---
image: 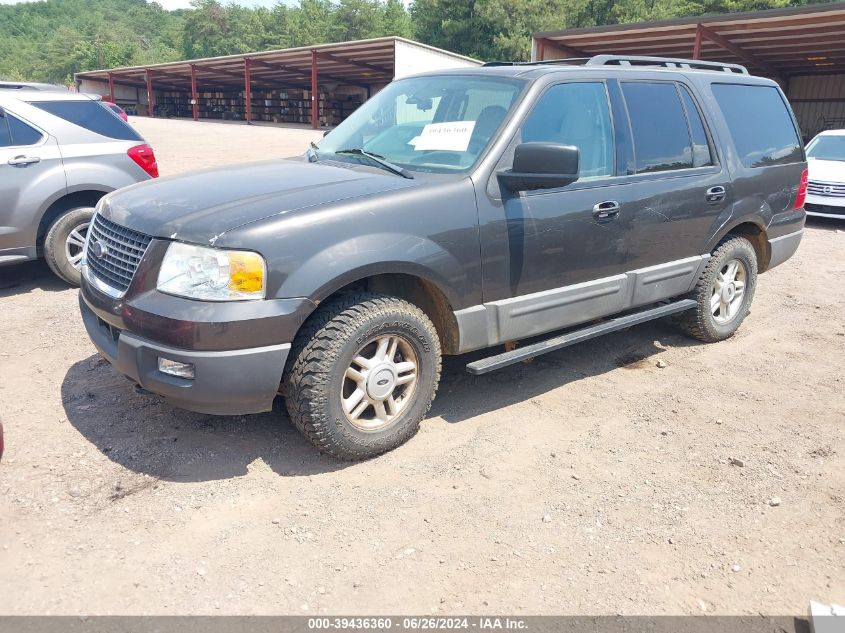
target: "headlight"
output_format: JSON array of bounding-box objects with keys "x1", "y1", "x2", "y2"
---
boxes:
[{"x1": 157, "y1": 242, "x2": 266, "y2": 301}]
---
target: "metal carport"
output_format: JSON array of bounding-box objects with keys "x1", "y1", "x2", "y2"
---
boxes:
[
  {"x1": 532, "y1": 2, "x2": 845, "y2": 140},
  {"x1": 76, "y1": 37, "x2": 478, "y2": 129}
]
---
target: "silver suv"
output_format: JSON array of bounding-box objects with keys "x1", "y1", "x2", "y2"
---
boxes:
[{"x1": 0, "y1": 90, "x2": 158, "y2": 284}]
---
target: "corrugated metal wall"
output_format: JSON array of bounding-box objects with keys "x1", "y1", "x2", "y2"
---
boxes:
[{"x1": 787, "y1": 74, "x2": 845, "y2": 142}]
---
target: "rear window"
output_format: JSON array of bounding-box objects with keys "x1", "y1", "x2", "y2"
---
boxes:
[
  {"x1": 712, "y1": 84, "x2": 802, "y2": 168},
  {"x1": 29, "y1": 100, "x2": 141, "y2": 141}
]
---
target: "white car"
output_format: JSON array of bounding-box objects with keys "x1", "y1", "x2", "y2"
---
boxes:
[{"x1": 805, "y1": 129, "x2": 845, "y2": 220}]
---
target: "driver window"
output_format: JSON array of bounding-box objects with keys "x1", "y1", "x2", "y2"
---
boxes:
[{"x1": 518, "y1": 82, "x2": 613, "y2": 179}]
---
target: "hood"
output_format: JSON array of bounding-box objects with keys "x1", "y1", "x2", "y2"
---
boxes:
[
  {"x1": 99, "y1": 158, "x2": 419, "y2": 244},
  {"x1": 807, "y1": 158, "x2": 845, "y2": 183}
]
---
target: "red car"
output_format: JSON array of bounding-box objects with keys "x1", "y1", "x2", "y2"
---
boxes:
[{"x1": 103, "y1": 101, "x2": 128, "y2": 122}]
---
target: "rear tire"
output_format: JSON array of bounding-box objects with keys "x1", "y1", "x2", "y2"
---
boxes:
[
  {"x1": 676, "y1": 235, "x2": 758, "y2": 343},
  {"x1": 283, "y1": 292, "x2": 442, "y2": 461},
  {"x1": 44, "y1": 207, "x2": 95, "y2": 286}
]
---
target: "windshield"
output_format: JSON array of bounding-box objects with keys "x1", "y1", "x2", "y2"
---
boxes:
[
  {"x1": 807, "y1": 135, "x2": 845, "y2": 162},
  {"x1": 316, "y1": 75, "x2": 525, "y2": 173}
]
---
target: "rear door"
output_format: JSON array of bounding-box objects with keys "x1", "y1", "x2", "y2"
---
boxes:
[
  {"x1": 0, "y1": 108, "x2": 66, "y2": 259},
  {"x1": 614, "y1": 79, "x2": 731, "y2": 301}
]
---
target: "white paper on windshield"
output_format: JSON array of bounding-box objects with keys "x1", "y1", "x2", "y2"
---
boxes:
[{"x1": 412, "y1": 121, "x2": 476, "y2": 152}]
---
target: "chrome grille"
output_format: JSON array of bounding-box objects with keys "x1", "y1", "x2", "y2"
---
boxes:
[
  {"x1": 85, "y1": 213, "x2": 152, "y2": 293},
  {"x1": 807, "y1": 180, "x2": 845, "y2": 198}
]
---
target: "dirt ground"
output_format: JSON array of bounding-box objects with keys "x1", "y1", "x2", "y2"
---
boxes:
[{"x1": 0, "y1": 117, "x2": 843, "y2": 616}]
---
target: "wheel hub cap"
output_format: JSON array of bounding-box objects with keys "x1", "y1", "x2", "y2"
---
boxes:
[
  {"x1": 366, "y1": 364, "x2": 398, "y2": 400},
  {"x1": 711, "y1": 258, "x2": 747, "y2": 325},
  {"x1": 340, "y1": 334, "x2": 419, "y2": 432}
]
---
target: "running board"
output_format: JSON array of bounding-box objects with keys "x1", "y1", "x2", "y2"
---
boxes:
[{"x1": 465, "y1": 299, "x2": 697, "y2": 375}]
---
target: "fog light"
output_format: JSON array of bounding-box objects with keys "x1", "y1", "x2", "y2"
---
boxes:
[{"x1": 157, "y1": 357, "x2": 195, "y2": 379}]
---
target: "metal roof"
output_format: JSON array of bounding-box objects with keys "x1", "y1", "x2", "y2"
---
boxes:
[
  {"x1": 533, "y1": 2, "x2": 845, "y2": 78},
  {"x1": 75, "y1": 37, "x2": 479, "y2": 91}
]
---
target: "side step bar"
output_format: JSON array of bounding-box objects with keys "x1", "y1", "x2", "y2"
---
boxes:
[{"x1": 465, "y1": 299, "x2": 697, "y2": 375}]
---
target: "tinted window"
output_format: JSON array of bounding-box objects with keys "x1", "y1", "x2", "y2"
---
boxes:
[
  {"x1": 712, "y1": 84, "x2": 802, "y2": 168},
  {"x1": 622, "y1": 82, "x2": 692, "y2": 173},
  {"x1": 8, "y1": 115, "x2": 43, "y2": 145},
  {"x1": 0, "y1": 116, "x2": 11, "y2": 147},
  {"x1": 520, "y1": 82, "x2": 613, "y2": 179},
  {"x1": 679, "y1": 85, "x2": 713, "y2": 168},
  {"x1": 29, "y1": 100, "x2": 142, "y2": 141}
]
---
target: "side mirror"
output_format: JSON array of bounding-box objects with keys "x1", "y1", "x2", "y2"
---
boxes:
[{"x1": 498, "y1": 142, "x2": 579, "y2": 192}]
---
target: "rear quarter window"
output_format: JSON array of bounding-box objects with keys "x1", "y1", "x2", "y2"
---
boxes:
[
  {"x1": 29, "y1": 100, "x2": 142, "y2": 141},
  {"x1": 712, "y1": 84, "x2": 802, "y2": 168}
]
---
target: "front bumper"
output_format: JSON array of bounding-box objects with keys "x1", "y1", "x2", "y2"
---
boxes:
[{"x1": 80, "y1": 294, "x2": 290, "y2": 415}]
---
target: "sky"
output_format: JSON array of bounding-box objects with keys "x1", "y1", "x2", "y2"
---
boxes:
[{"x1": 0, "y1": 0, "x2": 284, "y2": 7}]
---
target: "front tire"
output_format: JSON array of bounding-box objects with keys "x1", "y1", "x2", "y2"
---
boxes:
[
  {"x1": 44, "y1": 207, "x2": 95, "y2": 286},
  {"x1": 677, "y1": 235, "x2": 758, "y2": 343},
  {"x1": 283, "y1": 293, "x2": 442, "y2": 461}
]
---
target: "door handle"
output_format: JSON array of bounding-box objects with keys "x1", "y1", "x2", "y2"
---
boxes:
[
  {"x1": 592, "y1": 200, "x2": 620, "y2": 222},
  {"x1": 8, "y1": 155, "x2": 41, "y2": 167},
  {"x1": 706, "y1": 185, "x2": 726, "y2": 203}
]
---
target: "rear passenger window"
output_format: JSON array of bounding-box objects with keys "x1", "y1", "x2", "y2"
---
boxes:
[
  {"x1": 712, "y1": 84, "x2": 802, "y2": 168},
  {"x1": 8, "y1": 115, "x2": 43, "y2": 146},
  {"x1": 621, "y1": 82, "x2": 693, "y2": 173},
  {"x1": 520, "y1": 82, "x2": 614, "y2": 179},
  {"x1": 679, "y1": 85, "x2": 713, "y2": 168},
  {"x1": 29, "y1": 100, "x2": 142, "y2": 141}
]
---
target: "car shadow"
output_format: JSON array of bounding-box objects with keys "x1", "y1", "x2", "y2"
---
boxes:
[
  {"x1": 61, "y1": 316, "x2": 695, "y2": 482},
  {"x1": 61, "y1": 355, "x2": 351, "y2": 481},
  {"x1": 430, "y1": 317, "x2": 697, "y2": 424},
  {"x1": 805, "y1": 215, "x2": 844, "y2": 231},
  {"x1": 0, "y1": 260, "x2": 70, "y2": 297}
]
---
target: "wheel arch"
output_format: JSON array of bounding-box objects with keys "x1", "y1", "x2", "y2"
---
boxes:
[
  {"x1": 308, "y1": 269, "x2": 462, "y2": 356},
  {"x1": 709, "y1": 218, "x2": 770, "y2": 272},
  {"x1": 36, "y1": 188, "x2": 110, "y2": 254}
]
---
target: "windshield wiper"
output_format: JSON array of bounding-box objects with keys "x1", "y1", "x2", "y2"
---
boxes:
[{"x1": 333, "y1": 148, "x2": 413, "y2": 179}]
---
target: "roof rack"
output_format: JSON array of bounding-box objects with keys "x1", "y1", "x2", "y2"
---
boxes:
[
  {"x1": 482, "y1": 55, "x2": 748, "y2": 75},
  {"x1": 586, "y1": 55, "x2": 748, "y2": 74}
]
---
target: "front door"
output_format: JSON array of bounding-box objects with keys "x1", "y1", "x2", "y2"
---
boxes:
[{"x1": 476, "y1": 81, "x2": 634, "y2": 343}]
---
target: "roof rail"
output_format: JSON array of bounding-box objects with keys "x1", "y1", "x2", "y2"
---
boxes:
[
  {"x1": 482, "y1": 59, "x2": 590, "y2": 67},
  {"x1": 585, "y1": 55, "x2": 748, "y2": 74}
]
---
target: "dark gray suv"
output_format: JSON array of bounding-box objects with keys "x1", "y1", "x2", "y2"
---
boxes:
[{"x1": 79, "y1": 56, "x2": 807, "y2": 460}]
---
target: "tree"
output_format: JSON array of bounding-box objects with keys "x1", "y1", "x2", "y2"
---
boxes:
[{"x1": 383, "y1": 0, "x2": 412, "y2": 38}]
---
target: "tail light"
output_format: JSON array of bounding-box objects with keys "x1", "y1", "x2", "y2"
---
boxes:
[
  {"x1": 128, "y1": 144, "x2": 159, "y2": 178},
  {"x1": 794, "y1": 168, "x2": 808, "y2": 209}
]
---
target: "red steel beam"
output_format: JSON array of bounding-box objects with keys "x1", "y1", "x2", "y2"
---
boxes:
[
  {"x1": 693, "y1": 24, "x2": 702, "y2": 59},
  {"x1": 244, "y1": 58, "x2": 252, "y2": 124},
  {"x1": 311, "y1": 49, "x2": 318, "y2": 130},
  {"x1": 145, "y1": 69, "x2": 154, "y2": 118},
  {"x1": 190, "y1": 64, "x2": 199, "y2": 122},
  {"x1": 697, "y1": 24, "x2": 783, "y2": 79}
]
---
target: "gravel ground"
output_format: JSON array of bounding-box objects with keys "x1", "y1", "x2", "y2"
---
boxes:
[{"x1": 0, "y1": 117, "x2": 843, "y2": 616}]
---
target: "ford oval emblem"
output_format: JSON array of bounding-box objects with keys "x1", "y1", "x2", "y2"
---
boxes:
[
  {"x1": 377, "y1": 378, "x2": 390, "y2": 386},
  {"x1": 90, "y1": 240, "x2": 108, "y2": 259}
]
